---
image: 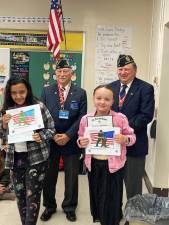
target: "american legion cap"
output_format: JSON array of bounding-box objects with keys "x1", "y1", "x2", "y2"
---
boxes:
[
  {"x1": 56, "y1": 59, "x2": 71, "y2": 69},
  {"x1": 117, "y1": 54, "x2": 135, "y2": 67}
]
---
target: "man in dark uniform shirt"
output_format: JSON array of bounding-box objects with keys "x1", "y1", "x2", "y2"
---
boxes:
[
  {"x1": 40, "y1": 59, "x2": 87, "y2": 222},
  {"x1": 109, "y1": 55, "x2": 155, "y2": 225}
]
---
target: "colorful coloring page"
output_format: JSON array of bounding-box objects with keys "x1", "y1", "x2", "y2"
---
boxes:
[
  {"x1": 85, "y1": 126, "x2": 121, "y2": 156},
  {"x1": 6, "y1": 104, "x2": 44, "y2": 135}
]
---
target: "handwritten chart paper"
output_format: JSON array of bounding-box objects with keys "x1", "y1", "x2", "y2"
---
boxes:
[{"x1": 95, "y1": 26, "x2": 132, "y2": 86}]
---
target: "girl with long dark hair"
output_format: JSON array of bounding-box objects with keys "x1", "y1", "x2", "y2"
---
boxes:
[{"x1": 1, "y1": 76, "x2": 55, "y2": 225}]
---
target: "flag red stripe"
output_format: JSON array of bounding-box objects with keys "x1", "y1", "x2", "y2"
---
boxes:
[
  {"x1": 53, "y1": 10, "x2": 63, "y2": 41},
  {"x1": 47, "y1": 0, "x2": 63, "y2": 58},
  {"x1": 50, "y1": 10, "x2": 61, "y2": 43}
]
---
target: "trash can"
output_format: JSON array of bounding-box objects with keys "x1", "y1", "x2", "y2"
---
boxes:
[{"x1": 124, "y1": 193, "x2": 169, "y2": 225}]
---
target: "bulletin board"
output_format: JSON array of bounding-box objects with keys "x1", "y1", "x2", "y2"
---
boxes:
[
  {"x1": 0, "y1": 30, "x2": 84, "y2": 51},
  {"x1": 0, "y1": 30, "x2": 84, "y2": 99},
  {"x1": 10, "y1": 50, "x2": 82, "y2": 98},
  {"x1": 29, "y1": 51, "x2": 82, "y2": 98}
]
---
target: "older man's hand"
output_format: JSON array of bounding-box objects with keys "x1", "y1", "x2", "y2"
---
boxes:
[{"x1": 53, "y1": 133, "x2": 70, "y2": 146}]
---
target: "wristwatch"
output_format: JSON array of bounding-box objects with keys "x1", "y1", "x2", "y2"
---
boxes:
[{"x1": 125, "y1": 136, "x2": 130, "y2": 145}]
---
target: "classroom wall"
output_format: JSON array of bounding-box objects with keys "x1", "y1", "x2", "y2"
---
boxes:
[
  {"x1": 146, "y1": 0, "x2": 169, "y2": 189},
  {"x1": 164, "y1": 0, "x2": 169, "y2": 24},
  {"x1": 0, "y1": 0, "x2": 153, "y2": 111},
  {"x1": 62, "y1": 0, "x2": 154, "y2": 111},
  {"x1": 5, "y1": 0, "x2": 169, "y2": 189}
]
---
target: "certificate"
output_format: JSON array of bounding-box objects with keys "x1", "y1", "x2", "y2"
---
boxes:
[
  {"x1": 7, "y1": 104, "x2": 44, "y2": 135},
  {"x1": 8, "y1": 131, "x2": 34, "y2": 144},
  {"x1": 85, "y1": 126, "x2": 121, "y2": 156},
  {"x1": 87, "y1": 116, "x2": 112, "y2": 127}
]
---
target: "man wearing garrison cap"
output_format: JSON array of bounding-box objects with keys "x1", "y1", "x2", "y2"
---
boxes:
[
  {"x1": 40, "y1": 59, "x2": 87, "y2": 222},
  {"x1": 55, "y1": 59, "x2": 71, "y2": 69},
  {"x1": 109, "y1": 54, "x2": 155, "y2": 225}
]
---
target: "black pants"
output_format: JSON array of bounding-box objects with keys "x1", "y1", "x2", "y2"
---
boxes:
[
  {"x1": 124, "y1": 156, "x2": 145, "y2": 199},
  {"x1": 12, "y1": 154, "x2": 47, "y2": 225},
  {"x1": 88, "y1": 158, "x2": 124, "y2": 225},
  {"x1": 43, "y1": 153, "x2": 80, "y2": 212}
]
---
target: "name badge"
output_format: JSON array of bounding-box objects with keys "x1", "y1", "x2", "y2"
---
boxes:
[{"x1": 59, "y1": 110, "x2": 69, "y2": 119}]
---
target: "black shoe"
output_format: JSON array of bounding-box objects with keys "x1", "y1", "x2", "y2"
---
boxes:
[
  {"x1": 65, "y1": 211, "x2": 77, "y2": 222},
  {"x1": 40, "y1": 208, "x2": 56, "y2": 221},
  {"x1": 93, "y1": 218, "x2": 100, "y2": 223},
  {"x1": 124, "y1": 221, "x2": 129, "y2": 225}
]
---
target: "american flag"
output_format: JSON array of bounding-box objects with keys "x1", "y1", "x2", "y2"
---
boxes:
[
  {"x1": 90, "y1": 131, "x2": 115, "y2": 146},
  {"x1": 12, "y1": 109, "x2": 35, "y2": 125},
  {"x1": 47, "y1": 0, "x2": 63, "y2": 58}
]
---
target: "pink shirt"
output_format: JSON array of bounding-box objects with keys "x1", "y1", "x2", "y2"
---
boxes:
[{"x1": 78, "y1": 110, "x2": 136, "y2": 173}]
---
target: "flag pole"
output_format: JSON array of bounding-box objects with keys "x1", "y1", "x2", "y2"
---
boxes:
[{"x1": 60, "y1": 0, "x2": 67, "y2": 51}]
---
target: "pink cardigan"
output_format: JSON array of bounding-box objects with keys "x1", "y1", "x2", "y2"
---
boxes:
[{"x1": 78, "y1": 110, "x2": 136, "y2": 173}]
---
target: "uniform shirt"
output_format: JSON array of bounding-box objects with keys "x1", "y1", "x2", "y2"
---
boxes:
[
  {"x1": 62, "y1": 83, "x2": 71, "y2": 101},
  {"x1": 120, "y1": 80, "x2": 133, "y2": 95}
]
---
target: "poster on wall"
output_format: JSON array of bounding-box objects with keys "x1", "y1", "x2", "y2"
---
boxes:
[
  {"x1": 95, "y1": 26, "x2": 132, "y2": 86},
  {"x1": 0, "y1": 48, "x2": 10, "y2": 108},
  {"x1": 11, "y1": 52, "x2": 30, "y2": 80}
]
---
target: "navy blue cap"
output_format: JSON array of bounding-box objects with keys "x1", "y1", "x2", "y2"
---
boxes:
[
  {"x1": 117, "y1": 54, "x2": 135, "y2": 67},
  {"x1": 56, "y1": 59, "x2": 71, "y2": 69}
]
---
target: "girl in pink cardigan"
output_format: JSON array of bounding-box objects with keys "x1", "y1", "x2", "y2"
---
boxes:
[{"x1": 77, "y1": 85, "x2": 136, "y2": 225}]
